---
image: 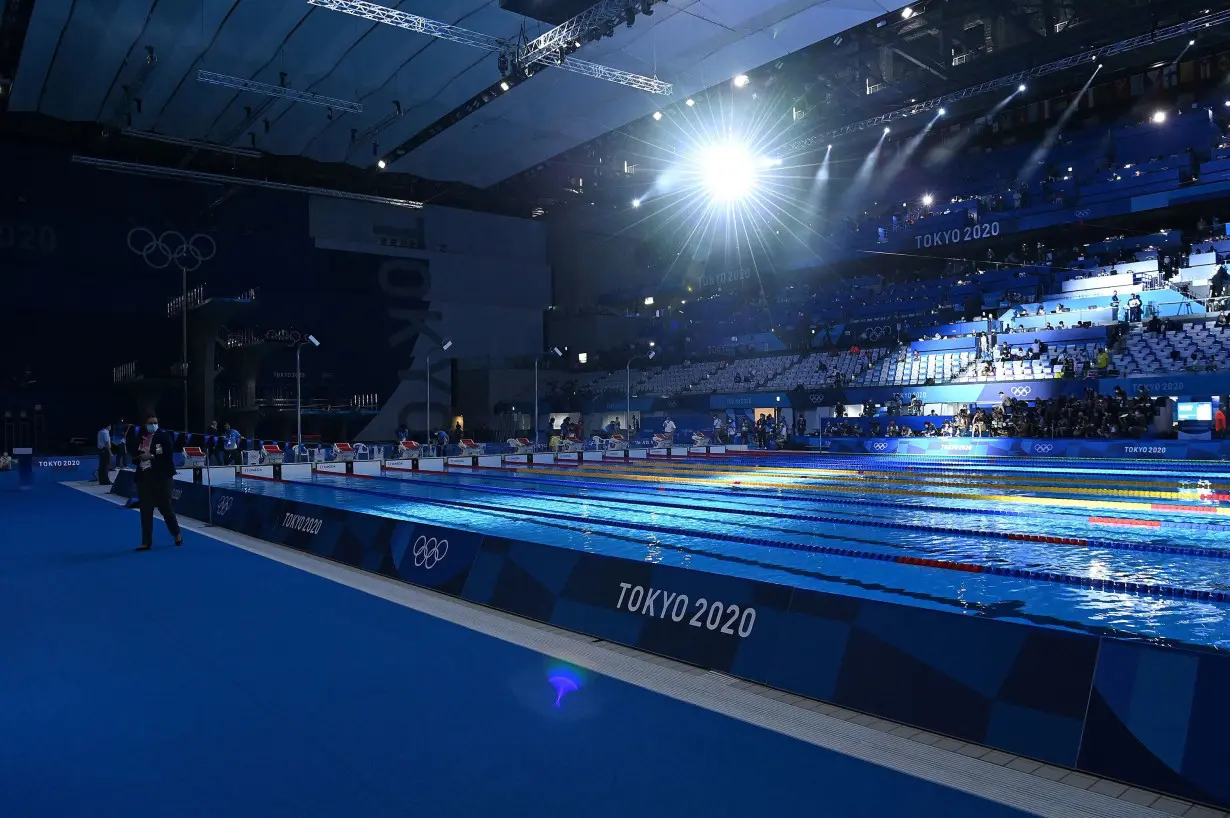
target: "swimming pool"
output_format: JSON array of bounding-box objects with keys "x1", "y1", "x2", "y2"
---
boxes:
[{"x1": 222, "y1": 452, "x2": 1230, "y2": 651}]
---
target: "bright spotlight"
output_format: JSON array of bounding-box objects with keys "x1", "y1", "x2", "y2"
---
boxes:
[
  {"x1": 632, "y1": 198, "x2": 641, "y2": 208},
  {"x1": 938, "y1": 107, "x2": 946, "y2": 116},
  {"x1": 922, "y1": 194, "x2": 934, "y2": 206},
  {"x1": 1190, "y1": 39, "x2": 1196, "y2": 46},
  {"x1": 883, "y1": 126, "x2": 891, "y2": 134},
  {"x1": 499, "y1": 81, "x2": 510, "y2": 91},
  {"x1": 698, "y1": 143, "x2": 760, "y2": 203},
  {"x1": 652, "y1": 111, "x2": 662, "y2": 120},
  {"x1": 376, "y1": 159, "x2": 386, "y2": 169},
  {"x1": 685, "y1": 98, "x2": 695, "y2": 106},
  {"x1": 902, "y1": 7, "x2": 914, "y2": 18},
  {"x1": 1018, "y1": 84, "x2": 1026, "y2": 92},
  {"x1": 733, "y1": 74, "x2": 750, "y2": 88},
  {"x1": 1152, "y1": 110, "x2": 1167, "y2": 123}
]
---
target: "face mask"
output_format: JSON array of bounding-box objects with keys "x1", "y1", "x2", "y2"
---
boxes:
[{"x1": 146, "y1": 424, "x2": 159, "y2": 433}]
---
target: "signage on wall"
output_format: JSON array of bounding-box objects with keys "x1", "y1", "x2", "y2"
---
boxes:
[
  {"x1": 372, "y1": 219, "x2": 425, "y2": 250},
  {"x1": 0, "y1": 222, "x2": 57, "y2": 253},
  {"x1": 126, "y1": 227, "x2": 217, "y2": 272},
  {"x1": 698, "y1": 267, "x2": 753, "y2": 289},
  {"x1": 914, "y1": 221, "x2": 1002, "y2": 249}
]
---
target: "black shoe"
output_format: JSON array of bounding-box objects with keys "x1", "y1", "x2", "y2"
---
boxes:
[
  {"x1": 135, "y1": 544, "x2": 152, "y2": 552},
  {"x1": 174, "y1": 536, "x2": 184, "y2": 547}
]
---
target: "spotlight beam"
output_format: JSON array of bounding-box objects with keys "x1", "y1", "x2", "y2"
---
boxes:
[{"x1": 784, "y1": 7, "x2": 1230, "y2": 154}]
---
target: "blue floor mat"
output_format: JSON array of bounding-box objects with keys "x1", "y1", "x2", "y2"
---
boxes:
[{"x1": 0, "y1": 484, "x2": 1035, "y2": 818}]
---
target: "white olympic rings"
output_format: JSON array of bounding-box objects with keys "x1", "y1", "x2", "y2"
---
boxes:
[
  {"x1": 1009, "y1": 386, "x2": 1032, "y2": 398},
  {"x1": 127, "y1": 227, "x2": 217, "y2": 272},
  {"x1": 413, "y1": 535, "x2": 449, "y2": 570},
  {"x1": 1033, "y1": 443, "x2": 1054, "y2": 453},
  {"x1": 216, "y1": 496, "x2": 234, "y2": 516}
]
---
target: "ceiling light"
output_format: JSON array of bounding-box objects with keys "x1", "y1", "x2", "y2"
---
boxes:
[
  {"x1": 1018, "y1": 84, "x2": 1026, "y2": 92},
  {"x1": 1152, "y1": 110, "x2": 1167, "y2": 123},
  {"x1": 685, "y1": 98, "x2": 695, "y2": 106},
  {"x1": 883, "y1": 126, "x2": 890, "y2": 134},
  {"x1": 652, "y1": 111, "x2": 662, "y2": 120},
  {"x1": 632, "y1": 198, "x2": 641, "y2": 207},
  {"x1": 499, "y1": 81, "x2": 509, "y2": 91},
  {"x1": 377, "y1": 159, "x2": 387, "y2": 169},
  {"x1": 698, "y1": 143, "x2": 760, "y2": 203},
  {"x1": 733, "y1": 74, "x2": 750, "y2": 88},
  {"x1": 938, "y1": 107, "x2": 946, "y2": 115},
  {"x1": 902, "y1": 7, "x2": 914, "y2": 19}
]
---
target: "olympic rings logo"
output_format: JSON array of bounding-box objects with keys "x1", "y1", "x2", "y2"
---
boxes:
[
  {"x1": 1009, "y1": 386, "x2": 1032, "y2": 397},
  {"x1": 1033, "y1": 443, "x2": 1054, "y2": 453},
  {"x1": 216, "y1": 496, "x2": 234, "y2": 516},
  {"x1": 871, "y1": 442, "x2": 890, "y2": 451},
  {"x1": 1074, "y1": 209, "x2": 1092, "y2": 219},
  {"x1": 412, "y1": 535, "x2": 449, "y2": 570},
  {"x1": 126, "y1": 227, "x2": 217, "y2": 272}
]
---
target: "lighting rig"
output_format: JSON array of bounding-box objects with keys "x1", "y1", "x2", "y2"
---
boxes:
[{"x1": 306, "y1": 0, "x2": 672, "y2": 95}]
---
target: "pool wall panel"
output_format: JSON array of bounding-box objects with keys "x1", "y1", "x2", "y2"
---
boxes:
[{"x1": 106, "y1": 471, "x2": 1230, "y2": 810}]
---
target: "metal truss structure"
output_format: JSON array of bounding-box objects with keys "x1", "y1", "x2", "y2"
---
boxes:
[
  {"x1": 306, "y1": 0, "x2": 671, "y2": 95},
  {"x1": 70, "y1": 156, "x2": 424, "y2": 208},
  {"x1": 518, "y1": 0, "x2": 651, "y2": 66},
  {"x1": 785, "y1": 7, "x2": 1230, "y2": 154},
  {"x1": 121, "y1": 128, "x2": 262, "y2": 158},
  {"x1": 196, "y1": 70, "x2": 364, "y2": 113}
]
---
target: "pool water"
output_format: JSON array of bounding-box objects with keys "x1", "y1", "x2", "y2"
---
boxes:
[{"x1": 223, "y1": 453, "x2": 1230, "y2": 651}]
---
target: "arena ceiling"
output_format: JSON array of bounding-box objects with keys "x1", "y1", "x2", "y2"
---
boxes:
[{"x1": 2, "y1": 0, "x2": 897, "y2": 189}]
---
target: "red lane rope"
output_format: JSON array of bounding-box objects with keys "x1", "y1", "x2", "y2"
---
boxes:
[{"x1": 1090, "y1": 516, "x2": 1161, "y2": 528}]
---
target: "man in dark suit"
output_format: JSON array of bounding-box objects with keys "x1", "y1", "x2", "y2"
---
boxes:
[{"x1": 129, "y1": 414, "x2": 183, "y2": 551}]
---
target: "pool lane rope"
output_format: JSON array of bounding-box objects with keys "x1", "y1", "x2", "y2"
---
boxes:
[
  {"x1": 407, "y1": 463, "x2": 1230, "y2": 535},
  {"x1": 371, "y1": 469, "x2": 1230, "y2": 562},
  {"x1": 284, "y1": 471, "x2": 1230, "y2": 604},
  {"x1": 523, "y1": 464, "x2": 1230, "y2": 517},
  {"x1": 582, "y1": 460, "x2": 1230, "y2": 501}
]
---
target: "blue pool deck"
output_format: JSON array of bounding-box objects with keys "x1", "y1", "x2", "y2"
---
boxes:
[{"x1": 2, "y1": 479, "x2": 1187, "y2": 818}]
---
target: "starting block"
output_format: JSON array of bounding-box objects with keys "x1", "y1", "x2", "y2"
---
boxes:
[
  {"x1": 604, "y1": 434, "x2": 628, "y2": 451},
  {"x1": 458, "y1": 438, "x2": 483, "y2": 455},
  {"x1": 507, "y1": 437, "x2": 535, "y2": 454},
  {"x1": 181, "y1": 446, "x2": 210, "y2": 484},
  {"x1": 333, "y1": 442, "x2": 357, "y2": 462},
  {"x1": 398, "y1": 440, "x2": 423, "y2": 460},
  {"x1": 652, "y1": 433, "x2": 673, "y2": 447},
  {"x1": 261, "y1": 444, "x2": 285, "y2": 465},
  {"x1": 692, "y1": 432, "x2": 709, "y2": 446},
  {"x1": 559, "y1": 436, "x2": 584, "y2": 453}
]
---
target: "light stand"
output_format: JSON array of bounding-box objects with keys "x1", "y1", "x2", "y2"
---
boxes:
[
  {"x1": 534, "y1": 347, "x2": 563, "y2": 444},
  {"x1": 296, "y1": 334, "x2": 321, "y2": 460},
  {"x1": 625, "y1": 349, "x2": 656, "y2": 431},
  {"x1": 425, "y1": 339, "x2": 454, "y2": 446}
]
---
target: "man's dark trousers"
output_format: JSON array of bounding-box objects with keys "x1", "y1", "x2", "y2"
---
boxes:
[
  {"x1": 138, "y1": 477, "x2": 181, "y2": 546},
  {"x1": 98, "y1": 448, "x2": 111, "y2": 485}
]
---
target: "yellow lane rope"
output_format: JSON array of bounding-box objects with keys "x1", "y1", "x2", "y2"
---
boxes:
[
  {"x1": 591, "y1": 459, "x2": 1229, "y2": 492},
  {"x1": 518, "y1": 466, "x2": 1230, "y2": 515}
]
